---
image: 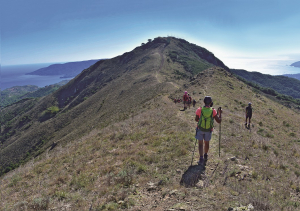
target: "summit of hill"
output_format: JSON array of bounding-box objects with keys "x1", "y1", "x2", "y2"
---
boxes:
[{"x1": 1, "y1": 37, "x2": 300, "y2": 210}]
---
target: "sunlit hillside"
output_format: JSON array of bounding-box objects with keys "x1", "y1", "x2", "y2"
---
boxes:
[{"x1": 1, "y1": 37, "x2": 300, "y2": 210}]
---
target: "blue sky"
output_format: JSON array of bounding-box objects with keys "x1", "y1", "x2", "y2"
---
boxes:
[{"x1": 2, "y1": 0, "x2": 300, "y2": 74}]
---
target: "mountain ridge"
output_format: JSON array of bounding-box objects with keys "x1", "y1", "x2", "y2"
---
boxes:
[
  {"x1": 26, "y1": 59, "x2": 101, "y2": 78},
  {"x1": 284, "y1": 73, "x2": 300, "y2": 81},
  {"x1": 231, "y1": 68, "x2": 300, "y2": 99},
  {"x1": 1, "y1": 37, "x2": 228, "y2": 174},
  {"x1": 1, "y1": 37, "x2": 300, "y2": 210}
]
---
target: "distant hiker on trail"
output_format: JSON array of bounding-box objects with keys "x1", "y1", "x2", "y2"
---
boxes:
[
  {"x1": 195, "y1": 96, "x2": 222, "y2": 165},
  {"x1": 193, "y1": 99, "x2": 196, "y2": 107},
  {"x1": 188, "y1": 94, "x2": 192, "y2": 109},
  {"x1": 183, "y1": 91, "x2": 189, "y2": 110},
  {"x1": 174, "y1": 98, "x2": 177, "y2": 104},
  {"x1": 245, "y1": 102, "x2": 252, "y2": 127}
]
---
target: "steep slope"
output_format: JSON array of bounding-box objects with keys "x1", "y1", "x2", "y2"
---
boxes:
[
  {"x1": 0, "y1": 37, "x2": 227, "y2": 176},
  {"x1": 1, "y1": 67, "x2": 300, "y2": 210}
]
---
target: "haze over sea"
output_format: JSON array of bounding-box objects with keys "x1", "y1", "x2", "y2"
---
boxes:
[
  {"x1": 1, "y1": 59, "x2": 300, "y2": 91},
  {"x1": 1, "y1": 63, "x2": 73, "y2": 90}
]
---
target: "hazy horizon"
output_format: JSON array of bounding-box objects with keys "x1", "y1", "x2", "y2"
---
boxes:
[{"x1": 2, "y1": 0, "x2": 300, "y2": 74}]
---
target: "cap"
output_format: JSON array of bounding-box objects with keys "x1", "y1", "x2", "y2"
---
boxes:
[{"x1": 204, "y1": 96, "x2": 212, "y2": 105}]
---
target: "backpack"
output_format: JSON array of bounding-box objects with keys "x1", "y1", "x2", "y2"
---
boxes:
[
  {"x1": 183, "y1": 94, "x2": 188, "y2": 101},
  {"x1": 197, "y1": 107, "x2": 214, "y2": 132},
  {"x1": 246, "y1": 106, "x2": 252, "y2": 115}
]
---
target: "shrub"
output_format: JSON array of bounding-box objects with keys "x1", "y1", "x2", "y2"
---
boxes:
[
  {"x1": 29, "y1": 197, "x2": 49, "y2": 210},
  {"x1": 54, "y1": 191, "x2": 68, "y2": 201},
  {"x1": 46, "y1": 106, "x2": 59, "y2": 114},
  {"x1": 283, "y1": 121, "x2": 290, "y2": 127},
  {"x1": 252, "y1": 171, "x2": 258, "y2": 179}
]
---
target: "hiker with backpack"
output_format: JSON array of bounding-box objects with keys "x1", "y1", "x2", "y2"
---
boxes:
[
  {"x1": 188, "y1": 94, "x2": 192, "y2": 109},
  {"x1": 245, "y1": 102, "x2": 252, "y2": 127},
  {"x1": 195, "y1": 96, "x2": 222, "y2": 165},
  {"x1": 183, "y1": 91, "x2": 189, "y2": 110}
]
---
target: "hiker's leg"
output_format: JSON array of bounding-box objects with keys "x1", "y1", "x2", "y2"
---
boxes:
[
  {"x1": 204, "y1": 140, "x2": 209, "y2": 154},
  {"x1": 198, "y1": 140, "x2": 204, "y2": 157}
]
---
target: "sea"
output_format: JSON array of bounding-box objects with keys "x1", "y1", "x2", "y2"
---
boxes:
[
  {"x1": 227, "y1": 58, "x2": 300, "y2": 76},
  {"x1": 1, "y1": 63, "x2": 73, "y2": 91}
]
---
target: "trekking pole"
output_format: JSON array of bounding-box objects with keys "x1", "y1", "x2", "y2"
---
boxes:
[
  {"x1": 190, "y1": 130, "x2": 198, "y2": 166},
  {"x1": 218, "y1": 107, "x2": 222, "y2": 157}
]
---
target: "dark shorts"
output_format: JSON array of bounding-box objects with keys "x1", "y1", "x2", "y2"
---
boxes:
[
  {"x1": 246, "y1": 114, "x2": 252, "y2": 119},
  {"x1": 195, "y1": 128, "x2": 212, "y2": 141}
]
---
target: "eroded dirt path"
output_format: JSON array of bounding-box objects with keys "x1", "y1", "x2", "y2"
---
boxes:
[{"x1": 155, "y1": 43, "x2": 166, "y2": 83}]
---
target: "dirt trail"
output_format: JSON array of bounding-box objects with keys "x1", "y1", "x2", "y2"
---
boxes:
[{"x1": 155, "y1": 44, "x2": 166, "y2": 82}]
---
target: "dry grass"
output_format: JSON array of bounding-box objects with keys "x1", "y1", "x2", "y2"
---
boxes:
[{"x1": 1, "y1": 46, "x2": 300, "y2": 210}]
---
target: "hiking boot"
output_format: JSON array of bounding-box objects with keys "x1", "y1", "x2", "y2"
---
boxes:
[
  {"x1": 245, "y1": 122, "x2": 247, "y2": 126},
  {"x1": 198, "y1": 157, "x2": 204, "y2": 165},
  {"x1": 204, "y1": 154, "x2": 208, "y2": 161}
]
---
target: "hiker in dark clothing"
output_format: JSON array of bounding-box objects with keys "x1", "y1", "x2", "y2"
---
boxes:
[
  {"x1": 188, "y1": 94, "x2": 192, "y2": 109},
  {"x1": 193, "y1": 99, "x2": 196, "y2": 107},
  {"x1": 245, "y1": 102, "x2": 252, "y2": 127},
  {"x1": 195, "y1": 96, "x2": 222, "y2": 165}
]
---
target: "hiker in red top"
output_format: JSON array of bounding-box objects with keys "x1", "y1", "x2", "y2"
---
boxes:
[
  {"x1": 195, "y1": 96, "x2": 222, "y2": 165},
  {"x1": 183, "y1": 91, "x2": 189, "y2": 110}
]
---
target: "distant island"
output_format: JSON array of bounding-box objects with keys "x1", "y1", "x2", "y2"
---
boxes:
[
  {"x1": 26, "y1": 59, "x2": 102, "y2": 78},
  {"x1": 291, "y1": 61, "x2": 300, "y2": 68},
  {"x1": 284, "y1": 61, "x2": 300, "y2": 81}
]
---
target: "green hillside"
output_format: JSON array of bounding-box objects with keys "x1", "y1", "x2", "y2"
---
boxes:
[
  {"x1": 0, "y1": 85, "x2": 39, "y2": 107},
  {"x1": 1, "y1": 37, "x2": 300, "y2": 210},
  {"x1": 231, "y1": 69, "x2": 300, "y2": 99},
  {"x1": 0, "y1": 81, "x2": 69, "y2": 107}
]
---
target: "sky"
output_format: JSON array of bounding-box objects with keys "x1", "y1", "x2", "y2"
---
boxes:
[{"x1": 1, "y1": 0, "x2": 300, "y2": 74}]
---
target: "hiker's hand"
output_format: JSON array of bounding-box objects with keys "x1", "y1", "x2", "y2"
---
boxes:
[{"x1": 218, "y1": 107, "x2": 222, "y2": 114}]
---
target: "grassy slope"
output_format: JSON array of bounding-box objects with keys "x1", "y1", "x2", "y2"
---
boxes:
[
  {"x1": 0, "y1": 37, "x2": 224, "y2": 175},
  {"x1": 1, "y1": 67, "x2": 300, "y2": 210}
]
